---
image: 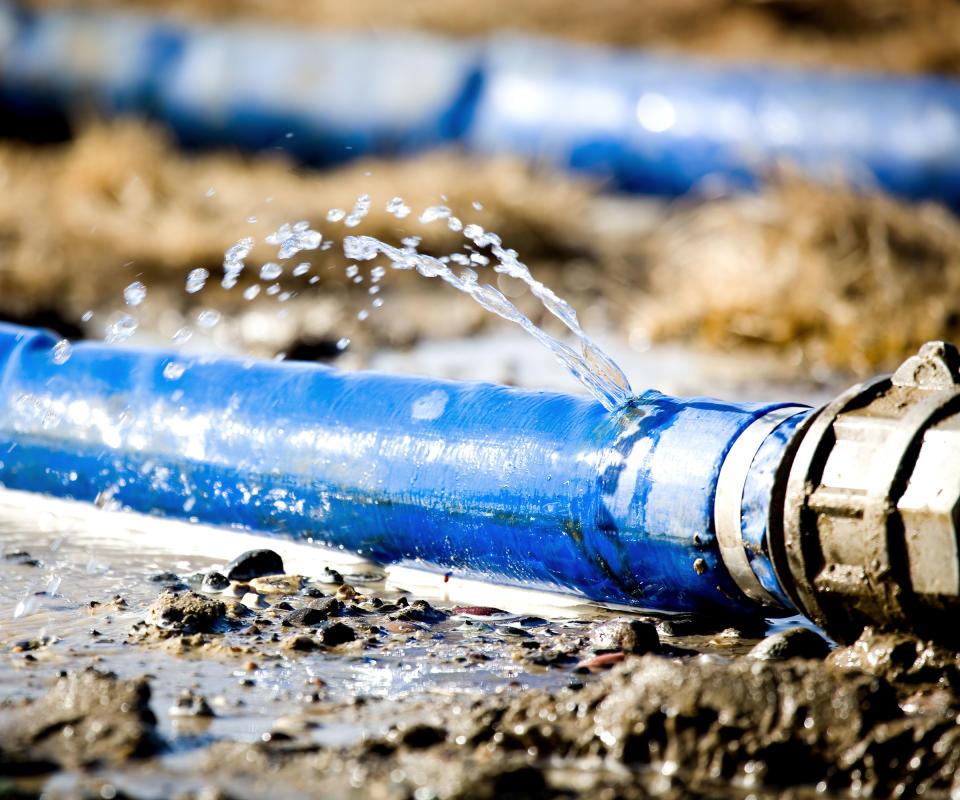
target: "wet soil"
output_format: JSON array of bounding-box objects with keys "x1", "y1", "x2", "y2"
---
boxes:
[{"x1": 2, "y1": 514, "x2": 960, "y2": 799}]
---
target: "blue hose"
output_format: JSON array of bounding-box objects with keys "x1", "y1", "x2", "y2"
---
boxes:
[
  {"x1": 0, "y1": 322, "x2": 810, "y2": 616},
  {"x1": 1, "y1": 4, "x2": 959, "y2": 206}
]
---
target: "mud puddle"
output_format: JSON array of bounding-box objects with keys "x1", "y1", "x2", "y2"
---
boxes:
[{"x1": 3, "y1": 491, "x2": 959, "y2": 799}]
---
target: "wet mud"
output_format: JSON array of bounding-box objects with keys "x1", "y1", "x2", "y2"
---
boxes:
[{"x1": 2, "y1": 527, "x2": 959, "y2": 799}]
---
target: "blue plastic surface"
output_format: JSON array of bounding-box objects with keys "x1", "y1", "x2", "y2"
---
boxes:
[
  {"x1": 0, "y1": 323, "x2": 801, "y2": 616},
  {"x1": 2, "y1": 3, "x2": 960, "y2": 206}
]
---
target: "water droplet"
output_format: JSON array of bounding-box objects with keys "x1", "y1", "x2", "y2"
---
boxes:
[
  {"x1": 345, "y1": 265, "x2": 359, "y2": 278},
  {"x1": 447, "y1": 216, "x2": 463, "y2": 232},
  {"x1": 369, "y1": 285, "x2": 380, "y2": 295},
  {"x1": 472, "y1": 201, "x2": 483, "y2": 210},
  {"x1": 105, "y1": 315, "x2": 137, "y2": 343},
  {"x1": 357, "y1": 309, "x2": 369, "y2": 321},
  {"x1": 185, "y1": 268, "x2": 209, "y2": 294},
  {"x1": 285, "y1": 132, "x2": 294, "y2": 139},
  {"x1": 260, "y1": 262, "x2": 283, "y2": 280},
  {"x1": 386, "y1": 197, "x2": 411, "y2": 219},
  {"x1": 124, "y1": 281, "x2": 147, "y2": 307},
  {"x1": 81, "y1": 310, "x2": 94, "y2": 322},
  {"x1": 336, "y1": 337, "x2": 350, "y2": 350},
  {"x1": 206, "y1": 187, "x2": 216, "y2": 197},
  {"x1": 372, "y1": 297, "x2": 384, "y2": 308},
  {"x1": 197, "y1": 310, "x2": 221, "y2": 329},
  {"x1": 163, "y1": 362, "x2": 185, "y2": 380},
  {"x1": 353, "y1": 275, "x2": 364, "y2": 284},
  {"x1": 278, "y1": 291, "x2": 292, "y2": 302},
  {"x1": 243, "y1": 285, "x2": 261, "y2": 301},
  {"x1": 401, "y1": 236, "x2": 421, "y2": 248},
  {"x1": 309, "y1": 276, "x2": 320, "y2": 284},
  {"x1": 419, "y1": 206, "x2": 451, "y2": 224},
  {"x1": 51, "y1": 339, "x2": 72, "y2": 365},
  {"x1": 292, "y1": 262, "x2": 311, "y2": 277},
  {"x1": 224, "y1": 237, "x2": 254, "y2": 264},
  {"x1": 470, "y1": 253, "x2": 490, "y2": 266},
  {"x1": 371, "y1": 266, "x2": 386, "y2": 282},
  {"x1": 247, "y1": 216, "x2": 257, "y2": 223},
  {"x1": 326, "y1": 208, "x2": 346, "y2": 223},
  {"x1": 172, "y1": 327, "x2": 193, "y2": 345},
  {"x1": 266, "y1": 284, "x2": 281, "y2": 296}
]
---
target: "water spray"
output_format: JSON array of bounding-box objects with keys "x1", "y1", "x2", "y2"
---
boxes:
[{"x1": 1, "y1": 322, "x2": 958, "y2": 645}]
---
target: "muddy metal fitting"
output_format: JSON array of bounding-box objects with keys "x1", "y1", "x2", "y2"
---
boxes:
[{"x1": 771, "y1": 341, "x2": 960, "y2": 645}]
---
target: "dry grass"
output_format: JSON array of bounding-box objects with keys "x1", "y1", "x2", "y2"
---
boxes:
[
  {"x1": 628, "y1": 175, "x2": 960, "y2": 374},
  {"x1": 4, "y1": 119, "x2": 960, "y2": 373}
]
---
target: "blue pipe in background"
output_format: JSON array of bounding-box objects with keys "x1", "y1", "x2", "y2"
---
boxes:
[
  {"x1": 1, "y1": 3, "x2": 959, "y2": 207},
  {"x1": 0, "y1": 322, "x2": 809, "y2": 617}
]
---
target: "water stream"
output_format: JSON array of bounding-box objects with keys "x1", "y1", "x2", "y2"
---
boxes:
[{"x1": 106, "y1": 195, "x2": 634, "y2": 410}]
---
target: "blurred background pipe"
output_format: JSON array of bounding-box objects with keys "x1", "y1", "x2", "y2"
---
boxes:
[{"x1": 2, "y1": 2, "x2": 960, "y2": 206}]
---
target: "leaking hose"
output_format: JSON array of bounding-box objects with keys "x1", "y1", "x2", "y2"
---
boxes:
[
  {"x1": 3, "y1": 323, "x2": 960, "y2": 644},
  {"x1": 2, "y1": 3, "x2": 960, "y2": 208}
]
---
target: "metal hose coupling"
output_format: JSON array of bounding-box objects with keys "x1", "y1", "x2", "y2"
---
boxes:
[{"x1": 770, "y1": 341, "x2": 960, "y2": 646}]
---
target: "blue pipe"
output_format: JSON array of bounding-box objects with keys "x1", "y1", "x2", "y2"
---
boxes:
[
  {"x1": 1, "y1": 4, "x2": 959, "y2": 207},
  {"x1": 0, "y1": 322, "x2": 810, "y2": 617}
]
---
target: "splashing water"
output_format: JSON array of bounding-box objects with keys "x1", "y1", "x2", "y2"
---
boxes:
[
  {"x1": 149, "y1": 194, "x2": 633, "y2": 410},
  {"x1": 342, "y1": 231, "x2": 632, "y2": 409}
]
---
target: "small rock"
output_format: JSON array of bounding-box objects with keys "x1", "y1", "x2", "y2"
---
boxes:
[
  {"x1": 150, "y1": 571, "x2": 186, "y2": 589},
  {"x1": 3, "y1": 551, "x2": 40, "y2": 567},
  {"x1": 394, "y1": 599, "x2": 447, "y2": 624},
  {"x1": 576, "y1": 652, "x2": 626, "y2": 669},
  {"x1": 303, "y1": 586, "x2": 326, "y2": 598},
  {"x1": 240, "y1": 592, "x2": 269, "y2": 611},
  {"x1": 201, "y1": 571, "x2": 230, "y2": 592},
  {"x1": 309, "y1": 597, "x2": 342, "y2": 617},
  {"x1": 452, "y1": 606, "x2": 507, "y2": 617},
  {"x1": 282, "y1": 606, "x2": 329, "y2": 627},
  {"x1": 170, "y1": 689, "x2": 214, "y2": 717},
  {"x1": 590, "y1": 618, "x2": 659, "y2": 654},
  {"x1": 748, "y1": 626, "x2": 831, "y2": 661},
  {"x1": 320, "y1": 621, "x2": 356, "y2": 646},
  {"x1": 281, "y1": 635, "x2": 319, "y2": 652},
  {"x1": 382, "y1": 620, "x2": 418, "y2": 635},
  {"x1": 224, "y1": 549, "x2": 284, "y2": 581},
  {"x1": 335, "y1": 584, "x2": 356, "y2": 601},
  {"x1": 322, "y1": 566, "x2": 344, "y2": 584},
  {"x1": 250, "y1": 574, "x2": 302, "y2": 595},
  {"x1": 401, "y1": 723, "x2": 446, "y2": 749}
]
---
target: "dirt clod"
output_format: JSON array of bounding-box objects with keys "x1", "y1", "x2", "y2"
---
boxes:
[{"x1": 1, "y1": 667, "x2": 158, "y2": 771}]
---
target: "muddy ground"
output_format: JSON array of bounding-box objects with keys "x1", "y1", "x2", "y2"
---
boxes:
[{"x1": 3, "y1": 527, "x2": 960, "y2": 800}]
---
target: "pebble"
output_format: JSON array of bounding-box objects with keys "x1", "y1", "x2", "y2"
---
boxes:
[
  {"x1": 240, "y1": 592, "x2": 270, "y2": 611},
  {"x1": 224, "y1": 549, "x2": 284, "y2": 581},
  {"x1": 320, "y1": 622, "x2": 356, "y2": 646},
  {"x1": 452, "y1": 606, "x2": 507, "y2": 617},
  {"x1": 590, "y1": 618, "x2": 659, "y2": 654},
  {"x1": 281, "y1": 635, "x2": 319, "y2": 652},
  {"x1": 335, "y1": 584, "x2": 356, "y2": 601},
  {"x1": 250, "y1": 575, "x2": 302, "y2": 595},
  {"x1": 201, "y1": 571, "x2": 230, "y2": 593},
  {"x1": 3, "y1": 551, "x2": 40, "y2": 567},
  {"x1": 748, "y1": 626, "x2": 831, "y2": 661},
  {"x1": 576, "y1": 652, "x2": 626, "y2": 669},
  {"x1": 170, "y1": 689, "x2": 215, "y2": 717},
  {"x1": 282, "y1": 606, "x2": 329, "y2": 627}
]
